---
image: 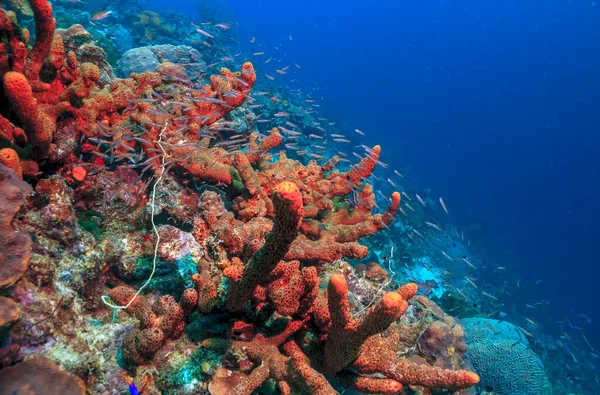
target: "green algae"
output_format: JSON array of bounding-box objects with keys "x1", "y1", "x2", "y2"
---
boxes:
[
  {"x1": 437, "y1": 289, "x2": 481, "y2": 318},
  {"x1": 156, "y1": 346, "x2": 219, "y2": 393},
  {"x1": 76, "y1": 210, "x2": 104, "y2": 241},
  {"x1": 229, "y1": 166, "x2": 244, "y2": 194},
  {"x1": 130, "y1": 253, "x2": 198, "y2": 297}
]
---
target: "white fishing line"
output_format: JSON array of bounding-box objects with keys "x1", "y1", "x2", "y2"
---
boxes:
[{"x1": 101, "y1": 125, "x2": 167, "y2": 311}]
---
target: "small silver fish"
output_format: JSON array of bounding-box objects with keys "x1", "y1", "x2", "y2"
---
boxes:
[{"x1": 439, "y1": 197, "x2": 449, "y2": 214}]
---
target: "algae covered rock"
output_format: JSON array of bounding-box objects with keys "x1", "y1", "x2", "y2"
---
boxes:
[
  {"x1": 464, "y1": 318, "x2": 552, "y2": 395},
  {"x1": 117, "y1": 46, "x2": 161, "y2": 77},
  {"x1": 0, "y1": 356, "x2": 86, "y2": 394},
  {"x1": 0, "y1": 164, "x2": 32, "y2": 288},
  {"x1": 0, "y1": 296, "x2": 20, "y2": 327},
  {"x1": 57, "y1": 24, "x2": 116, "y2": 85},
  {"x1": 116, "y1": 44, "x2": 204, "y2": 78}
]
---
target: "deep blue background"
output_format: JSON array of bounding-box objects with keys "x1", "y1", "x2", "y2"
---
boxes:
[{"x1": 154, "y1": 0, "x2": 600, "y2": 345}]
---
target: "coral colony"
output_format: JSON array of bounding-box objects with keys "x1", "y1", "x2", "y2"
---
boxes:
[{"x1": 0, "y1": 0, "x2": 559, "y2": 394}]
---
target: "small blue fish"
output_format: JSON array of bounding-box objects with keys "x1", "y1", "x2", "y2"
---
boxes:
[
  {"x1": 121, "y1": 374, "x2": 139, "y2": 395},
  {"x1": 417, "y1": 283, "x2": 433, "y2": 296}
]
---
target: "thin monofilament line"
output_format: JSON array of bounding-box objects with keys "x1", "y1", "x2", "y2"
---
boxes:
[{"x1": 101, "y1": 125, "x2": 168, "y2": 310}]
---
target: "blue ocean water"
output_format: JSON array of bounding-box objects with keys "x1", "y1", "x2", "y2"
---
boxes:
[{"x1": 148, "y1": 0, "x2": 600, "y2": 347}]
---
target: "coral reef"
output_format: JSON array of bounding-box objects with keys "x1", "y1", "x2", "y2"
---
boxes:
[
  {"x1": 0, "y1": 1, "x2": 495, "y2": 394},
  {"x1": 1, "y1": 0, "x2": 251, "y2": 167}
]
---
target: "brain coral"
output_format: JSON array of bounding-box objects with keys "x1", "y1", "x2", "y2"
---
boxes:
[
  {"x1": 464, "y1": 318, "x2": 552, "y2": 395},
  {"x1": 464, "y1": 317, "x2": 528, "y2": 345}
]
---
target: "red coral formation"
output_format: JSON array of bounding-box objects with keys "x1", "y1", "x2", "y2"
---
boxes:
[{"x1": 71, "y1": 166, "x2": 86, "y2": 182}]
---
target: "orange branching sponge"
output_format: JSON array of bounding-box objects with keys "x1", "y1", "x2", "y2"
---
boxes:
[
  {"x1": 0, "y1": 115, "x2": 16, "y2": 142},
  {"x1": 245, "y1": 128, "x2": 283, "y2": 164},
  {"x1": 108, "y1": 286, "x2": 156, "y2": 328},
  {"x1": 397, "y1": 282, "x2": 419, "y2": 301},
  {"x1": 123, "y1": 327, "x2": 165, "y2": 365},
  {"x1": 348, "y1": 145, "x2": 381, "y2": 184},
  {"x1": 179, "y1": 156, "x2": 233, "y2": 185},
  {"x1": 340, "y1": 374, "x2": 403, "y2": 395},
  {"x1": 203, "y1": 324, "x2": 337, "y2": 395},
  {"x1": 2, "y1": 71, "x2": 54, "y2": 153},
  {"x1": 24, "y1": 0, "x2": 56, "y2": 81},
  {"x1": 285, "y1": 233, "x2": 369, "y2": 262},
  {"x1": 234, "y1": 151, "x2": 265, "y2": 198},
  {"x1": 353, "y1": 329, "x2": 480, "y2": 390},
  {"x1": 226, "y1": 182, "x2": 303, "y2": 312},
  {"x1": 21, "y1": 160, "x2": 39, "y2": 177},
  {"x1": 192, "y1": 272, "x2": 219, "y2": 313},
  {"x1": 322, "y1": 275, "x2": 407, "y2": 375},
  {"x1": 228, "y1": 146, "x2": 400, "y2": 263},
  {"x1": 179, "y1": 288, "x2": 199, "y2": 316},
  {"x1": 266, "y1": 262, "x2": 319, "y2": 317}
]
